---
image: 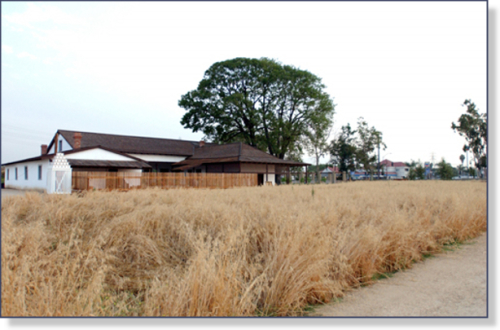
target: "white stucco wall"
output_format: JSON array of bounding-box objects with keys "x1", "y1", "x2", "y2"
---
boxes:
[
  {"x1": 48, "y1": 135, "x2": 72, "y2": 154},
  {"x1": 4, "y1": 159, "x2": 50, "y2": 191},
  {"x1": 128, "y1": 154, "x2": 186, "y2": 162},
  {"x1": 65, "y1": 148, "x2": 136, "y2": 161},
  {"x1": 396, "y1": 167, "x2": 410, "y2": 179},
  {"x1": 264, "y1": 173, "x2": 275, "y2": 185}
]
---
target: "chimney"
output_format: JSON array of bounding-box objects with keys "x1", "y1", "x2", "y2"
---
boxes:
[
  {"x1": 74, "y1": 132, "x2": 82, "y2": 149},
  {"x1": 41, "y1": 144, "x2": 48, "y2": 155},
  {"x1": 199, "y1": 140, "x2": 205, "y2": 147}
]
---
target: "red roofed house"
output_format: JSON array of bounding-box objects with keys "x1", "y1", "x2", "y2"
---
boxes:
[{"x1": 379, "y1": 159, "x2": 410, "y2": 179}]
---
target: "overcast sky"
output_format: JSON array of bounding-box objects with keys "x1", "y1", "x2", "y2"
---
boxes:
[{"x1": 1, "y1": 1, "x2": 487, "y2": 166}]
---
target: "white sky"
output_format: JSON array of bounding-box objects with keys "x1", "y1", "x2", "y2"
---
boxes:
[{"x1": 1, "y1": 2, "x2": 487, "y2": 166}]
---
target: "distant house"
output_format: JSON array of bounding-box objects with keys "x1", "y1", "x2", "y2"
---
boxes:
[
  {"x1": 321, "y1": 166, "x2": 340, "y2": 179},
  {"x1": 2, "y1": 129, "x2": 309, "y2": 191},
  {"x1": 379, "y1": 159, "x2": 409, "y2": 179}
]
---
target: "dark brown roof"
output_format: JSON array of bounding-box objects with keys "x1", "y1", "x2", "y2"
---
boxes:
[
  {"x1": 174, "y1": 157, "x2": 240, "y2": 171},
  {"x1": 173, "y1": 143, "x2": 309, "y2": 170},
  {"x1": 49, "y1": 130, "x2": 213, "y2": 156},
  {"x1": 239, "y1": 144, "x2": 307, "y2": 165},
  {"x1": 2, "y1": 155, "x2": 49, "y2": 166},
  {"x1": 67, "y1": 159, "x2": 151, "y2": 169}
]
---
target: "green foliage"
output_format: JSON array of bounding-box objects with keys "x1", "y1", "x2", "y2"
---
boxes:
[
  {"x1": 468, "y1": 167, "x2": 477, "y2": 177},
  {"x1": 436, "y1": 158, "x2": 454, "y2": 180},
  {"x1": 451, "y1": 100, "x2": 487, "y2": 171},
  {"x1": 355, "y1": 117, "x2": 386, "y2": 176},
  {"x1": 179, "y1": 57, "x2": 335, "y2": 159},
  {"x1": 302, "y1": 103, "x2": 335, "y2": 179},
  {"x1": 329, "y1": 124, "x2": 358, "y2": 172},
  {"x1": 415, "y1": 164, "x2": 425, "y2": 180},
  {"x1": 407, "y1": 160, "x2": 425, "y2": 180}
]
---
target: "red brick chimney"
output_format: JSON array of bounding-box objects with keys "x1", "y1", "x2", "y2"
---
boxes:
[
  {"x1": 74, "y1": 132, "x2": 82, "y2": 149},
  {"x1": 41, "y1": 144, "x2": 48, "y2": 155},
  {"x1": 199, "y1": 140, "x2": 205, "y2": 147}
]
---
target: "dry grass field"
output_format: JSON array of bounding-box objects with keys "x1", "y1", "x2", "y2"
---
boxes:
[{"x1": 1, "y1": 181, "x2": 486, "y2": 316}]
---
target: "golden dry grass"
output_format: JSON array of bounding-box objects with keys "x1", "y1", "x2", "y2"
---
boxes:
[{"x1": 1, "y1": 181, "x2": 486, "y2": 316}]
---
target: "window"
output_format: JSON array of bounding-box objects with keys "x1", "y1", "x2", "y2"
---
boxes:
[
  {"x1": 59, "y1": 140, "x2": 63, "y2": 152},
  {"x1": 15, "y1": 168, "x2": 18, "y2": 180},
  {"x1": 7, "y1": 169, "x2": 9, "y2": 180},
  {"x1": 38, "y1": 165, "x2": 42, "y2": 180},
  {"x1": 25, "y1": 166, "x2": 28, "y2": 180}
]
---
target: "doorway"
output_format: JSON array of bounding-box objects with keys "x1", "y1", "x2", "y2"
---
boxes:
[{"x1": 258, "y1": 174, "x2": 264, "y2": 185}]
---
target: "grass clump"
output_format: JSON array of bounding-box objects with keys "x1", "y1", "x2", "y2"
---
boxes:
[{"x1": 1, "y1": 181, "x2": 486, "y2": 316}]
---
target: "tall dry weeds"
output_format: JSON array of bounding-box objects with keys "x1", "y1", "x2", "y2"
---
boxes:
[{"x1": 1, "y1": 181, "x2": 486, "y2": 316}]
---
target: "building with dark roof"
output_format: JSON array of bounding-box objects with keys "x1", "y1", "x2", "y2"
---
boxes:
[{"x1": 3, "y1": 129, "x2": 309, "y2": 190}]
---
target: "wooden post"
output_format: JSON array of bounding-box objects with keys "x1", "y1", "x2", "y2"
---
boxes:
[
  {"x1": 343, "y1": 171, "x2": 347, "y2": 182},
  {"x1": 266, "y1": 164, "x2": 268, "y2": 184},
  {"x1": 305, "y1": 166, "x2": 308, "y2": 184},
  {"x1": 286, "y1": 167, "x2": 291, "y2": 184},
  {"x1": 333, "y1": 172, "x2": 337, "y2": 184},
  {"x1": 298, "y1": 171, "x2": 304, "y2": 184},
  {"x1": 311, "y1": 172, "x2": 315, "y2": 184},
  {"x1": 328, "y1": 173, "x2": 333, "y2": 184}
]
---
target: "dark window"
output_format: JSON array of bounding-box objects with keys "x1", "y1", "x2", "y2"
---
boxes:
[
  {"x1": 7, "y1": 169, "x2": 9, "y2": 180},
  {"x1": 38, "y1": 165, "x2": 42, "y2": 180},
  {"x1": 15, "y1": 168, "x2": 18, "y2": 180},
  {"x1": 59, "y1": 140, "x2": 63, "y2": 152},
  {"x1": 25, "y1": 166, "x2": 28, "y2": 180}
]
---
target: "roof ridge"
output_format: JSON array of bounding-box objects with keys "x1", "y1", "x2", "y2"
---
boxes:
[{"x1": 57, "y1": 129, "x2": 207, "y2": 144}]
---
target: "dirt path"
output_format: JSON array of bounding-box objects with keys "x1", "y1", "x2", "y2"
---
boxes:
[{"x1": 313, "y1": 233, "x2": 487, "y2": 317}]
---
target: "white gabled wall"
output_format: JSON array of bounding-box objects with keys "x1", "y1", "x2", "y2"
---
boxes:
[
  {"x1": 396, "y1": 167, "x2": 410, "y2": 179},
  {"x1": 4, "y1": 159, "x2": 50, "y2": 191},
  {"x1": 48, "y1": 134, "x2": 72, "y2": 154},
  {"x1": 65, "y1": 148, "x2": 136, "y2": 161},
  {"x1": 128, "y1": 154, "x2": 186, "y2": 162}
]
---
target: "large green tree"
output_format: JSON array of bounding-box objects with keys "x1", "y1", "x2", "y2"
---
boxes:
[
  {"x1": 179, "y1": 58, "x2": 335, "y2": 159},
  {"x1": 451, "y1": 99, "x2": 487, "y2": 174}
]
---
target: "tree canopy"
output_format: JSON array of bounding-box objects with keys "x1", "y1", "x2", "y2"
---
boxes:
[
  {"x1": 329, "y1": 124, "x2": 358, "y2": 173},
  {"x1": 355, "y1": 117, "x2": 385, "y2": 176},
  {"x1": 451, "y1": 99, "x2": 487, "y2": 170},
  {"x1": 179, "y1": 58, "x2": 335, "y2": 159},
  {"x1": 436, "y1": 158, "x2": 454, "y2": 180}
]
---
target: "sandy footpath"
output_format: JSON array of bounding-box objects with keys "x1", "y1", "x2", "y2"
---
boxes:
[{"x1": 313, "y1": 233, "x2": 487, "y2": 317}]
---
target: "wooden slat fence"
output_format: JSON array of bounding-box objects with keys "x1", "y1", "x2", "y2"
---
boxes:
[{"x1": 72, "y1": 172, "x2": 258, "y2": 191}]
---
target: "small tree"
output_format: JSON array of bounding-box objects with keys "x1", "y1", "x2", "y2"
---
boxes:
[
  {"x1": 406, "y1": 160, "x2": 418, "y2": 180},
  {"x1": 415, "y1": 164, "x2": 425, "y2": 180},
  {"x1": 329, "y1": 124, "x2": 358, "y2": 173},
  {"x1": 436, "y1": 158, "x2": 454, "y2": 180},
  {"x1": 356, "y1": 117, "x2": 386, "y2": 178},
  {"x1": 303, "y1": 102, "x2": 335, "y2": 183},
  {"x1": 451, "y1": 100, "x2": 487, "y2": 175}
]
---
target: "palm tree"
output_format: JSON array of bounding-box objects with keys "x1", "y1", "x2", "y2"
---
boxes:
[{"x1": 459, "y1": 154, "x2": 465, "y2": 176}]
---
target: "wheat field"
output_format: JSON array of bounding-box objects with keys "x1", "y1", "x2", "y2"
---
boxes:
[{"x1": 1, "y1": 181, "x2": 486, "y2": 316}]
